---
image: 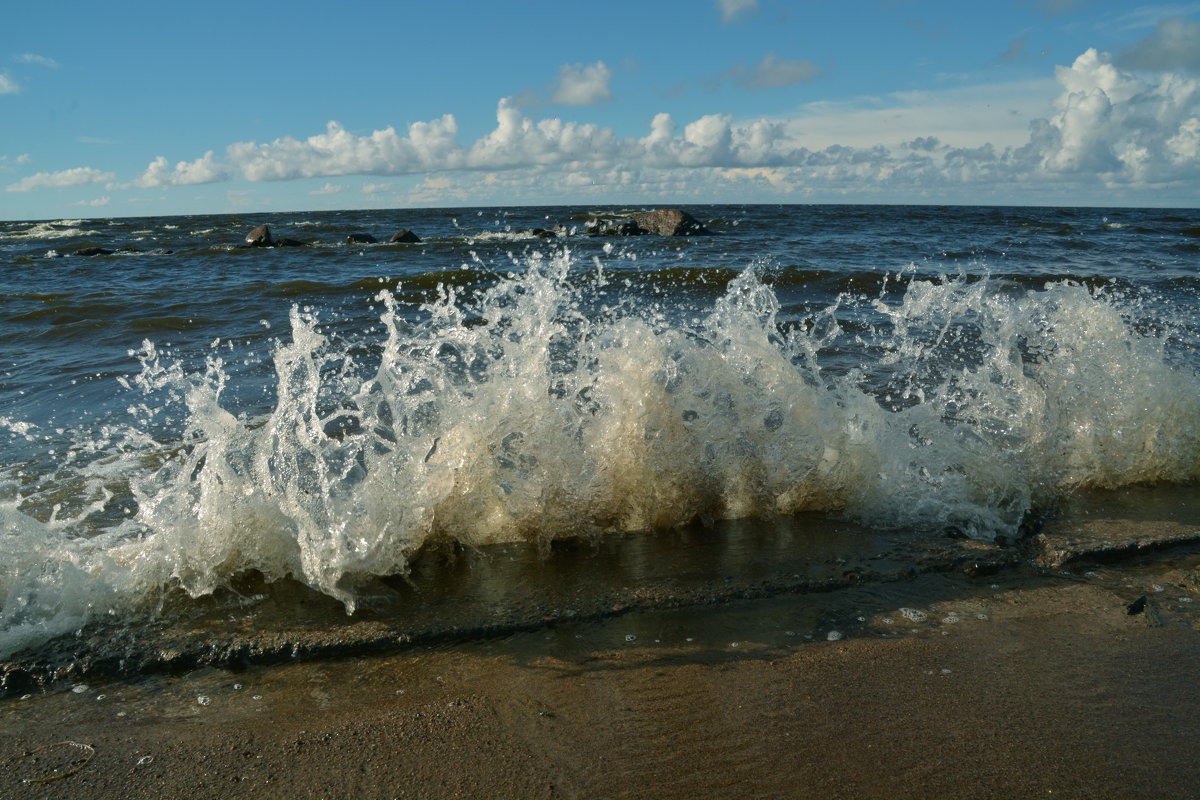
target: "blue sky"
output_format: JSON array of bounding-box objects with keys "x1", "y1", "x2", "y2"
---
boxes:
[{"x1": 2, "y1": 0, "x2": 1199, "y2": 220}]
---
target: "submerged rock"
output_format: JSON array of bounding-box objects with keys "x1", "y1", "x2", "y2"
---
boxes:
[
  {"x1": 274, "y1": 237, "x2": 307, "y2": 247},
  {"x1": 245, "y1": 225, "x2": 273, "y2": 247},
  {"x1": 389, "y1": 229, "x2": 421, "y2": 243},
  {"x1": 70, "y1": 245, "x2": 163, "y2": 256},
  {"x1": 629, "y1": 208, "x2": 711, "y2": 236},
  {"x1": 346, "y1": 233, "x2": 378, "y2": 244}
]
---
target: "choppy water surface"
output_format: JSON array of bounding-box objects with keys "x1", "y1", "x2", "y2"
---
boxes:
[{"x1": 1, "y1": 204, "x2": 1198, "y2": 660}]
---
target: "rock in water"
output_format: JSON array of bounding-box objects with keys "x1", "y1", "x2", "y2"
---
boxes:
[
  {"x1": 346, "y1": 233, "x2": 378, "y2": 244},
  {"x1": 584, "y1": 218, "x2": 643, "y2": 236},
  {"x1": 245, "y1": 225, "x2": 273, "y2": 247},
  {"x1": 629, "y1": 208, "x2": 711, "y2": 236},
  {"x1": 389, "y1": 230, "x2": 421, "y2": 243}
]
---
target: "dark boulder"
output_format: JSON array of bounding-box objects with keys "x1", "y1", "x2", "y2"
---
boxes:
[
  {"x1": 389, "y1": 230, "x2": 421, "y2": 243},
  {"x1": 525, "y1": 224, "x2": 568, "y2": 239},
  {"x1": 346, "y1": 233, "x2": 378, "y2": 244},
  {"x1": 274, "y1": 237, "x2": 307, "y2": 247},
  {"x1": 585, "y1": 218, "x2": 644, "y2": 236},
  {"x1": 629, "y1": 208, "x2": 711, "y2": 236},
  {"x1": 72, "y1": 246, "x2": 115, "y2": 256},
  {"x1": 245, "y1": 225, "x2": 273, "y2": 247}
]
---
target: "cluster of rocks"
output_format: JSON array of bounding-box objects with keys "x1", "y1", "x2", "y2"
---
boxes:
[
  {"x1": 344, "y1": 229, "x2": 421, "y2": 245},
  {"x1": 244, "y1": 225, "x2": 423, "y2": 248},
  {"x1": 44, "y1": 209, "x2": 709, "y2": 258},
  {"x1": 519, "y1": 209, "x2": 713, "y2": 239}
]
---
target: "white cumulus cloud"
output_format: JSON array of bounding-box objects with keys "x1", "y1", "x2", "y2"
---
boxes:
[
  {"x1": 468, "y1": 98, "x2": 620, "y2": 168},
  {"x1": 550, "y1": 61, "x2": 614, "y2": 106},
  {"x1": 1027, "y1": 48, "x2": 1200, "y2": 183},
  {"x1": 228, "y1": 116, "x2": 462, "y2": 181},
  {"x1": 131, "y1": 151, "x2": 226, "y2": 188},
  {"x1": 5, "y1": 166, "x2": 114, "y2": 192}
]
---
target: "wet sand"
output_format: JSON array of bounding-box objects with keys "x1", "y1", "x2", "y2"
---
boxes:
[{"x1": 3, "y1": 565, "x2": 1199, "y2": 799}]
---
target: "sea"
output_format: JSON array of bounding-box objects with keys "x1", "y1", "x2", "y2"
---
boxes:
[{"x1": 1, "y1": 204, "x2": 1198, "y2": 667}]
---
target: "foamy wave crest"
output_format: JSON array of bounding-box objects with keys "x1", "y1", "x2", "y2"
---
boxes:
[
  {"x1": 1, "y1": 221, "x2": 100, "y2": 240},
  {"x1": 464, "y1": 229, "x2": 565, "y2": 243},
  {"x1": 2, "y1": 251, "x2": 1198, "y2": 656}
]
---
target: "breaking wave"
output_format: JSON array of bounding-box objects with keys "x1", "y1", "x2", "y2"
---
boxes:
[{"x1": 1, "y1": 248, "x2": 1198, "y2": 657}]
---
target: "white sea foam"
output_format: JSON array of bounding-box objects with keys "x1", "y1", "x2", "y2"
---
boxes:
[
  {"x1": 0, "y1": 250, "x2": 1197, "y2": 657},
  {"x1": 1, "y1": 221, "x2": 99, "y2": 240},
  {"x1": 465, "y1": 230, "x2": 560, "y2": 243},
  {"x1": 0, "y1": 417, "x2": 35, "y2": 437}
]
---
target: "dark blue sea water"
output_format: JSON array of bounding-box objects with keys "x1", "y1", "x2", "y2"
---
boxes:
[{"x1": 1, "y1": 204, "x2": 1198, "y2": 658}]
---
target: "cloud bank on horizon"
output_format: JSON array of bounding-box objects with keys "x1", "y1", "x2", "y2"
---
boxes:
[{"x1": 2, "y1": 1, "x2": 1198, "y2": 218}]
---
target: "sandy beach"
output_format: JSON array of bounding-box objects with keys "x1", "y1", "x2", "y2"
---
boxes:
[{"x1": 3, "y1": 547, "x2": 1198, "y2": 800}]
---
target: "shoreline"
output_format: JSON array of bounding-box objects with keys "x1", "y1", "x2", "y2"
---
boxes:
[
  {"x1": 2, "y1": 549, "x2": 1199, "y2": 799},
  {"x1": 0, "y1": 518, "x2": 1016, "y2": 694},
  {"x1": 2, "y1": 492, "x2": 1199, "y2": 797},
  {"x1": 3, "y1": 489, "x2": 1200, "y2": 693}
]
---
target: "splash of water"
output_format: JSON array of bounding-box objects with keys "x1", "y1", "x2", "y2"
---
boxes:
[{"x1": 1, "y1": 250, "x2": 1197, "y2": 657}]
